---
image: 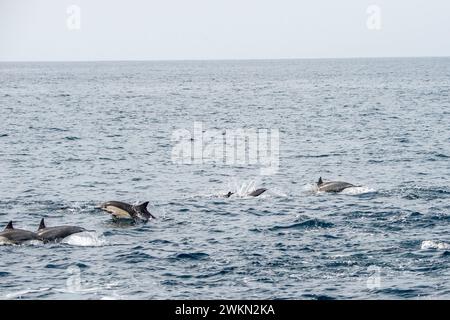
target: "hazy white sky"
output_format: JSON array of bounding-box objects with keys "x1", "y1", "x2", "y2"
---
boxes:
[{"x1": 1, "y1": 0, "x2": 449, "y2": 61}]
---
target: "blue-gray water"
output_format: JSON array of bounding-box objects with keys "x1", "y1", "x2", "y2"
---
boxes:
[{"x1": 0, "y1": 58, "x2": 449, "y2": 299}]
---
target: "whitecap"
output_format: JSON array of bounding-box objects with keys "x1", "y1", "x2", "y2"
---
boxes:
[{"x1": 420, "y1": 240, "x2": 450, "y2": 250}]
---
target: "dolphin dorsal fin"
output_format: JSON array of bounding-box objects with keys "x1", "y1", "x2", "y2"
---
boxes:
[
  {"x1": 5, "y1": 221, "x2": 13, "y2": 230},
  {"x1": 38, "y1": 218, "x2": 46, "y2": 231},
  {"x1": 317, "y1": 177, "x2": 323, "y2": 186}
]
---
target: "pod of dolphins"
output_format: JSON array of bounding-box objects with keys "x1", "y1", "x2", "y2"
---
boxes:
[
  {"x1": 0, "y1": 177, "x2": 356, "y2": 245},
  {"x1": 0, "y1": 219, "x2": 85, "y2": 245}
]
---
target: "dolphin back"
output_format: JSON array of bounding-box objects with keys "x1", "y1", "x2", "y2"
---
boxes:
[
  {"x1": 37, "y1": 226, "x2": 85, "y2": 242},
  {"x1": 103, "y1": 201, "x2": 134, "y2": 212},
  {"x1": 318, "y1": 181, "x2": 355, "y2": 192},
  {"x1": 0, "y1": 229, "x2": 39, "y2": 244}
]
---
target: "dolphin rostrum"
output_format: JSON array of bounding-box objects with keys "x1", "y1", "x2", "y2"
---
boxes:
[
  {"x1": 37, "y1": 218, "x2": 86, "y2": 243},
  {"x1": 100, "y1": 201, "x2": 156, "y2": 222},
  {"x1": 316, "y1": 177, "x2": 356, "y2": 193},
  {"x1": 0, "y1": 221, "x2": 40, "y2": 245}
]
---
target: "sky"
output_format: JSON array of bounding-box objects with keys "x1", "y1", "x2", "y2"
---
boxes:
[{"x1": 0, "y1": 0, "x2": 449, "y2": 61}]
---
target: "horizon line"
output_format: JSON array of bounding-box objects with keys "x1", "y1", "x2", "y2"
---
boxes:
[{"x1": 1, "y1": 55, "x2": 449, "y2": 63}]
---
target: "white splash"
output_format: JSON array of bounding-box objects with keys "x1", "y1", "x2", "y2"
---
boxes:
[
  {"x1": 302, "y1": 183, "x2": 318, "y2": 194},
  {"x1": 421, "y1": 240, "x2": 450, "y2": 250},
  {"x1": 61, "y1": 232, "x2": 107, "y2": 247},
  {"x1": 100, "y1": 291, "x2": 126, "y2": 300},
  {"x1": 340, "y1": 186, "x2": 376, "y2": 195},
  {"x1": 233, "y1": 180, "x2": 259, "y2": 197},
  {"x1": 208, "y1": 179, "x2": 269, "y2": 198},
  {"x1": 267, "y1": 188, "x2": 288, "y2": 197},
  {"x1": 0, "y1": 238, "x2": 43, "y2": 246},
  {"x1": 303, "y1": 181, "x2": 376, "y2": 195},
  {"x1": 4, "y1": 287, "x2": 52, "y2": 299},
  {"x1": 0, "y1": 236, "x2": 12, "y2": 246}
]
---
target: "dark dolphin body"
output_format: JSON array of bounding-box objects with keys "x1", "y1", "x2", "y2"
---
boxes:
[
  {"x1": 316, "y1": 177, "x2": 356, "y2": 193},
  {"x1": 224, "y1": 188, "x2": 268, "y2": 198},
  {"x1": 0, "y1": 221, "x2": 39, "y2": 245},
  {"x1": 248, "y1": 188, "x2": 268, "y2": 197},
  {"x1": 37, "y1": 218, "x2": 86, "y2": 243},
  {"x1": 100, "y1": 201, "x2": 155, "y2": 222}
]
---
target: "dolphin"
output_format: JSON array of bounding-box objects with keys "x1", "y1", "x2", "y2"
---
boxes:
[
  {"x1": 36, "y1": 218, "x2": 86, "y2": 243},
  {"x1": 0, "y1": 221, "x2": 40, "y2": 245},
  {"x1": 248, "y1": 188, "x2": 268, "y2": 197},
  {"x1": 224, "y1": 188, "x2": 267, "y2": 198},
  {"x1": 316, "y1": 177, "x2": 356, "y2": 193},
  {"x1": 99, "y1": 201, "x2": 156, "y2": 222}
]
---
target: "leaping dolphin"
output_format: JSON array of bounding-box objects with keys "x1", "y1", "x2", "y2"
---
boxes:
[
  {"x1": 99, "y1": 201, "x2": 156, "y2": 222},
  {"x1": 0, "y1": 221, "x2": 39, "y2": 245},
  {"x1": 316, "y1": 177, "x2": 356, "y2": 193},
  {"x1": 248, "y1": 188, "x2": 268, "y2": 197},
  {"x1": 224, "y1": 188, "x2": 268, "y2": 198},
  {"x1": 37, "y1": 218, "x2": 86, "y2": 243}
]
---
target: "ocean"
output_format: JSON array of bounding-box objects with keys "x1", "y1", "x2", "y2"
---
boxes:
[{"x1": 0, "y1": 58, "x2": 449, "y2": 299}]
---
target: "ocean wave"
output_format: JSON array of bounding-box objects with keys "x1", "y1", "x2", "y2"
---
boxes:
[
  {"x1": 170, "y1": 252, "x2": 209, "y2": 260},
  {"x1": 397, "y1": 186, "x2": 450, "y2": 200},
  {"x1": 269, "y1": 219, "x2": 333, "y2": 231}
]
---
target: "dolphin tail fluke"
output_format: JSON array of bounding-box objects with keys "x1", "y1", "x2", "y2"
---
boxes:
[
  {"x1": 136, "y1": 201, "x2": 156, "y2": 219},
  {"x1": 38, "y1": 218, "x2": 46, "y2": 231},
  {"x1": 136, "y1": 201, "x2": 149, "y2": 211},
  {"x1": 5, "y1": 221, "x2": 13, "y2": 230}
]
